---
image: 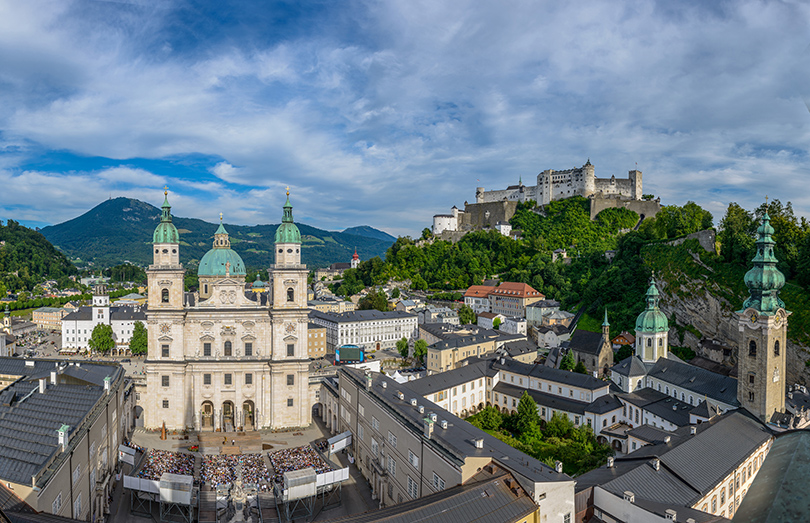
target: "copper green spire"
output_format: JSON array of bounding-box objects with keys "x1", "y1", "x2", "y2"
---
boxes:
[
  {"x1": 153, "y1": 187, "x2": 179, "y2": 244},
  {"x1": 275, "y1": 188, "x2": 301, "y2": 244},
  {"x1": 602, "y1": 308, "x2": 610, "y2": 327},
  {"x1": 635, "y1": 276, "x2": 668, "y2": 333},
  {"x1": 741, "y1": 208, "x2": 786, "y2": 314}
]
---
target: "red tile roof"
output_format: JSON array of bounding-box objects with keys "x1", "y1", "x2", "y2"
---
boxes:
[
  {"x1": 488, "y1": 282, "x2": 544, "y2": 299},
  {"x1": 464, "y1": 285, "x2": 495, "y2": 298}
]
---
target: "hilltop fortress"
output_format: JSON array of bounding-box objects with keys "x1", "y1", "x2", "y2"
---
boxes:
[{"x1": 433, "y1": 160, "x2": 661, "y2": 239}]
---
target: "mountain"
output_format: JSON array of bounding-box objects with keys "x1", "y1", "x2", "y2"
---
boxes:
[
  {"x1": 0, "y1": 220, "x2": 77, "y2": 290},
  {"x1": 40, "y1": 198, "x2": 396, "y2": 269},
  {"x1": 341, "y1": 226, "x2": 396, "y2": 243}
]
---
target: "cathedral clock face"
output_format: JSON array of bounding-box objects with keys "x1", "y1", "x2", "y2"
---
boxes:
[
  {"x1": 750, "y1": 312, "x2": 758, "y2": 324},
  {"x1": 285, "y1": 322, "x2": 296, "y2": 334},
  {"x1": 774, "y1": 313, "x2": 782, "y2": 327},
  {"x1": 160, "y1": 323, "x2": 171, "y2": 335}
]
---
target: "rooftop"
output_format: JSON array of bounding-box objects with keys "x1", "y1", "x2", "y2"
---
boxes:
[
  {"x1": 310, "y1": 309, "x2": 416, "y2": 323},
  {"x1": 647, "y1": 357, "x2": 739, "y2": 407}
]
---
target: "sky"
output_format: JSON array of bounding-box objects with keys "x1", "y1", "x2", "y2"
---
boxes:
[{"x1": 1, "y1": 0, "x2": 810, "y2": 237}]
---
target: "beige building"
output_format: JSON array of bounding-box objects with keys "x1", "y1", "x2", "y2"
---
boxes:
[
  {"x1": 0, "y1": 358, "x2": 130, "y2": 522},
  {"x1": 142, "y1": 190, "x2": 311, "y2": 431},
  {"x1": 320, "y1": 367, "x2": 575, "y2": 520},
  {"x1": 308, "y1": 298, "x2": 356, "y2": 314},
  {"x1": 426, "y1": 334, "x2": 498, "y2": 374},
  {"x1": 488, "y1": 282, "x2": 544, "y2": 318},
  {"x1": 309, "y1": 309, "x2": 417, "y2": 353},
  {"x1": 32, "y1": 307, "x2": 66, "y2": 330},
  {"x1": 307, "y1": 322, "x2": 327, "y2": 359}
]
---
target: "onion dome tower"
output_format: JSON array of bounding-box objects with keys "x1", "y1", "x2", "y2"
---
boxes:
[
  {"x1": 737, "y1": 206, "x2": 790, "y2": 421},
  {"x1": 351, "y1": 247, "x2": 360, "y2": 269},
  {"x1": 634, "y1": 276, "x2": 669, "y2": 363},
  {"x1": 274, "y1": 190, "x2": 302, "y2": 267},
  {"x1": 147, "y1": 188, "x2": 185, "y2": 311},
  {"x1": 198, "y1": 214, "x2": 246, "y2": 299}
]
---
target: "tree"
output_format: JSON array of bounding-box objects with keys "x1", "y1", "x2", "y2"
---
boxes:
[
  {"x1": 458, "y1": 305, "x2": 475, "y2": 325},
  {"x1": 391, "y1": 287, "x2": 400, "y2": 299},
  {"x1": 615, "y1": 345, "x2": 633, "y2": 362},
  {"x1": 560, "y1": 350, "x2": 575, "y2": 371},
  {"x1": 492, "y1": 318, "x2": 501, "y2": 330},
  {"x1": 358, "y1": 289, "x2": 389, "y2": 312},
  {"x1": 574, "y1": 360, "x2": 588, "y2": 374},
  {"x1": 129, "y1": 321, "x2": 148, "y2": 355},
  {"x1": 413, "y1": 339, "x2": 428, "y2": 363},
  {"x1": 421, "y1": 228, "x2": 432, "y2": 240},
  {"x1": 515, "y1": 391, "x2": 541, "y2": 435},
  {"x1": 718, "y1": 202, "x2": 756, "y2": 265},
  {"x1": 473, "y1": 406, "x2": 503, "y2": 431},
  {"x1": 396, "y1": 337, "x2": 409, "y2": 359},
  {"x1": 88, "y1": 323, "x2": 115, "y2": 354}
]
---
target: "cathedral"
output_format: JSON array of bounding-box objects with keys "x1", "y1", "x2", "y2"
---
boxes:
[{"x1": 142, "y1": 189, "x2": 310, "y2": 431}]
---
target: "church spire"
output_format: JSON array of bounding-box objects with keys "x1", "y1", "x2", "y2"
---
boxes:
[{"x1": 741, "y1": 208, "x2": 786, "y2": 314}]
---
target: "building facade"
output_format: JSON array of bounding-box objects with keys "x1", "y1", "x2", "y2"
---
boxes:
[
  {"x1": 307, "y1": 322, "x2": 327, "y2": 359},
  {"x1": 309, "y1": 309, "x2": 417, "y2": 353},
  {"x1": 142, "y1": 190, "x2": 311, "y2": 431},
  {"x1": 61, "y1": 286, "x2": 146, "y2": 353},
  {"x1": 33, "y1": 307, "x2": 66, "y2": 330}
]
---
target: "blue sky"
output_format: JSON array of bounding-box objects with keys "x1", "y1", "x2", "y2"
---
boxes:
[{"x1": 1, "y1": 0, "x2": 810, "y2": 236}]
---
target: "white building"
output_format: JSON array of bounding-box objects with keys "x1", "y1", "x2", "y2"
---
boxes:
[
  {"x1": 432, "y1": 206, "x2": 463, "y2": 235},
  {"x1": 61, "y1": 285, "x2": 146, "y2": 354},
  {"x1": 310, "y1": 309, "x2": 418, "y2": 353}
]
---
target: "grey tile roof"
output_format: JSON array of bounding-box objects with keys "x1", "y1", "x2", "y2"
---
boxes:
[
  {"x1": 568, "y1": 330, "x2": 605, "y2": 356},
  {"x1": 311, "y1": 309, "x2": 415, "y2": 323},
  {"x1": 501, "y1": 339, "x2": 538, "y2": 358},
  {"x1": 585, "y1": 394, "x2": 624, "y2": 415},
  {"x1": 689, "y1": 400, "x2": 722, "y2": 420},
  {"x1": 733, "y1": 430, "x2": 810, "y2": 523},
  {"x1": 108, "y1": 306, "x2": 146, "y2": 321},
  {"x1": 619, "y1": 388, "x2": 670, "y2": 408},
  {"x1": 647, "y1": 358, "x2": 739, "y2": 407},
  {"x1": 429, "y1": 334, "x2": 496, "y2": 351},
  {"x1": 492, "y1": 357, "x2": 609, "y2": 391},
  {"x1": 494, "y1": 382, "x2": 589, "y2": 415},
  {"x1": 642, "y1": 396, "x2": 694, "y2": 427},
  {"x1": 611, "y1": 355, "x2": 650, "y2": 378},
  {"x1": 329, "y1": 472, "x2": 538, "y2": 523},
  {"x1": 341, "y1": 367, "x2": 570, "y2": 485},
  {"x1": 527, "y1": 300, "x2": 560, "y2": 309},
  {"x1": 407, "y1": 361, "x2": 490, "y2": 396},
  {"x1": 626, "y1": 425, "x2": 680, "y2": 445}
]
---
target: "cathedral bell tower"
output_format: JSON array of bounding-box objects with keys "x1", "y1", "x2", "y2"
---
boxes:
[
  {"x1": 634, "y1": 277, "x2": 669, "y2": 363},
  {"x1": 737, "y1": 207, "x2": 789, "y2": 422},
  {"x1": 146, "y1": 188, "x2": 185, "y2": 311}
]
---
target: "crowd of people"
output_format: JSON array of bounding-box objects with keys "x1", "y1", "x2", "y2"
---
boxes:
[
  {"x1": 268, "y1": 445, "x2": 331, "y2": 484},
  {"x1": 136, "y1": 450, "x2": 195, "y2": 480},
  {"x1": 200, "y1": 454, "x2": 272, "y2": 490},
  {"x1": 122, "y1": 438, "x2": 145, "y2": 453}
]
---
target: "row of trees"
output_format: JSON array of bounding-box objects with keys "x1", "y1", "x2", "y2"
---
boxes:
[{"x1": 88, "y1": 320, "x2": 148, "y2": 354}]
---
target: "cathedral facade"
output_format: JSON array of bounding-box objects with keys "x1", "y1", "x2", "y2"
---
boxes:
[{"x1": 142, "y1": 191, "x2": 310, "y2": 431}]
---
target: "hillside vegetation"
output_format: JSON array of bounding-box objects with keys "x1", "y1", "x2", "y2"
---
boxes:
[{"x1": 0, "y1": 220, "x2": 77, "y2": 292}]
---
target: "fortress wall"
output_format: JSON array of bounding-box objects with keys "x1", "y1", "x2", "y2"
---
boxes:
[
  {"x1": 462, "y1": 200, "x2": 520, "y2": 230},
  {"x1": 590, "y1": 196, "x2": 662, "y2": 221},
  {"x1": 666, "y1": 229, "x2": 717, "y2": 254},
  {"x1": 593, "y1": 177, "x2": 634, "y2": 198},
  {"x1": 479, "y1": 188, "x2": 519, "y2": 203}
]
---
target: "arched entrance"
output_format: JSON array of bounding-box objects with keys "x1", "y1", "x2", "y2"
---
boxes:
[
  {"x1": 201, "y1": 401, "x2": 214, "y2": 430},
  {"x1": 597, "y1": 436, "x2": 608, "y2": 446},
  {"x1": 222, "y1": 401, "x2": 235, "y2": 432},
  {"x1": 612, "y1": 440, "x2": 623, "y2": 453},
  {"x1": 243, "y1": 400, "x2": 255, "y2": 430}
]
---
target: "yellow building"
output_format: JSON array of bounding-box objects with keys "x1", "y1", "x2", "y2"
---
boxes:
[{"x1": 307, "y1": 322, "x2": 327, "y2": 358}]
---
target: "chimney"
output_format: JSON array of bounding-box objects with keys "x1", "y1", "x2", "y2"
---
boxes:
[
  {"x1": 50, "y1": 371, "x2": 57, "y2": 385},
  {"x1": 554, "y1": 461, "x2": 563, "y2": 473},
  {"x1": 686, "y1": 519, "x2": 696, "y2": 523},
  {"x1": 607, "y1": 456, "x2": 614, "y2": 468},
  {"x1": 440, "y1": 419, "x2": 448, "y2": 429},
  {"x1": 57, "y1": 424, "x2": 70, "y2": 451},
  {"x1": 651, "y1": 458, "x2": 660, "y2": 471},
  {"x1": 665, "y1": 508, "x2": 677, "y2": 521},
  {"x1": 418, "y1": 405, "x2": 424, "y2": 414},
  {"x1": 382, "y1": 381, "x2": 387, "y2": 389},
  {"x1": 690, "y1": 426, "x2": 697, "y2": 435},
  {"x1": 397, "y1": 391, "x2": 404, "y2": 400},
  {"x1": 364, "y1": 372, "x2": 372, "y2": 390},
  {"x1": 75, "y1": 362, "x2": 80, "y2": 368},
  {"x1": 104, "y1": 376, "x2": 111, "y2": 393},
  {"x1": 38, "y1": 378, "x2": 46, "y2": 394},
  {"x1": 410, "y1": 398, "x2": 417, "y2": 406},
  {"x1": 664, "y1": 435, "x2": 671, "y2": 444},
  {"x1": 623, "y1": 491, "x2": 635, "y2": 502},
  {"x1": 423, "y1": 418, "x2": 434, "y2": 439},
  {"x1": 473, "y1": 438, "x2": 484, "y2": 449}
]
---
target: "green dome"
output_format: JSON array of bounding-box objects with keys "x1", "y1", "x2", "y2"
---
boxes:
[
  {"x1": 635, "y1": 277, "x2": 669, "y2": 333},
  {"x1": 198, "y1": 222, "x2": 246, "y2": 277},
  {"x1": 252, "y1": 275, "x2": 266, "y2": 288},
  {"x1": 153, "y1": 192, "x2": 179, "y2": 244},
  {"x1": 275, "y1": 194, "x2": 301, "y2": 244},
  {"x1": 741, "y1": 211, "x2": 786, "y2": 314}
]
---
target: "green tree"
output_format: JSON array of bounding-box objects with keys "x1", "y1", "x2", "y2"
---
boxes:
[
  {"x1": 574, "y1": 360, "x2": 588, "y2": 374},
  {"x1": 560, "y1": 350, "x2": 575, "y2": 371},
  {"x1": 391, "y1": 287, "x2": 400, "y2": 299},
  {"x1": 515, "y1": 391, "x2": 541, "y2": 435},
  {"x1": 358, "y1": 289, "x2": 389, "y2": 312},
  {"x1": 458, "y1": 305, "x2": 475, "y2": 325},
  {"x1": 421, "y1": 228, "x2": 432, "y2": 240},
  {"x1": 492, "y1": 317, "x2": 501, "y2": 330},
  {"x1": 472, "y1": 406, "x2": 503, "y2": 431},
  {"x1": 413, "y1": 339, "x2": 428, "y2": 363},
  {"x1": 396, "y1": 337, "x2": 409, "y2": 359},
  {"x1": 88, "y1": 323, "x2": 115, "y2": 354},
  {"x1": 129, "y1": 321, "x2": 148, "y2": 355},
  {"x1": 615, "y1": 345, "x2": 633, "y2": 362},
  {"x1": 718, "y1": 202, "x2": 756, "y2": 265}
]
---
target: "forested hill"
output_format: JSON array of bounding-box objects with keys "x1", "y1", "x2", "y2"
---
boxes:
[
  {"x1": 0, "y1": 220, "x2": 77, "y2": 291},
  {"x1": 40, "y1": 198, "x2": 395, "y2": 268},
  {"x1": 342, "y1": 226, "x2": 396, "y2": 242}
]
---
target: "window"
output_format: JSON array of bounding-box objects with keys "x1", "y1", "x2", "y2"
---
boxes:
[
  {"x1": 749, "y1": 340, "x2": 757, "y2": 357},
  {"x1": 564, "y1": 514, "x2": 571, "y2": 523},
  {"x1": 224, "y1": 373, "x2": 232, "y2": 386},
  {"x1": 632, "y1": 441, "x2": 637, "y2": 450},
  {"x1": 712, "y1": 496, "x2": 717, "y2": 512},
  {"x1": 433, "y1": 472, "x2": 445, "y2": 490},
  {"x1": 372, "y1": 417, "x2": 379, "y2": 431},
  {"x1": 749, "y1": 391, "x2": 755, "y2": 402},
  {"x1": 287, "y1": 344, "x2": 295, "y2": 357},
  {"x1": 73, "y1": 464, "x2": 81, "y2": 484},
  {"x1": 161, "y1": 289, "x2": 169, "y2": 303},
  {"x1": 287, "y1": 288, "x2": 295, "y2": 302},
  {"x1": 387, "y1": 456, "x2": 396, "y2": 476},
  {"x1": 647, "y1": 338, "x2": 652, "y2": 347},
  {"x1": 358, "y1": 404, "x2": 365, "y2": 417},
  {"x1": 245, "y1": 342, "x2": 253, "y2": 356},
  {"x1": 408, "y1": 476, "x2": 419, "y2": 499},
  {"x1": 161, "y1": 375, "x2": 169, "y2": 387},
  {"x1": 408, "y1": 449, "x2": 419, "y2": 467},
  {"x1": 203, "y1": 342, "x2": 211, "y2": 356},
  {"x1": 774, "y1": 340, "x2": 780, "y2": 356},
  {"x1": 749, "y1": 373, "x2": 755, "y2": 385},
  {"x1": 52, "y1": 492, "x2": 62, "y2": 514},
  {"x1": 388, "y1": 432, "x2": 397, "y2": 448},
  {"x1": 372, "y1": 438, "x2": 379, "y2": 456},
  {"x1": 287, "y1": 374, "x2": 295, "y2": 386},
  {"x1": 721, "y1": 487, "x2": 726, "y2": 505},
  {"x1": 245, "y1": 373, "x2": 253, "y2": 385},
  {"x1": 163, "y1": 400, "x2": 169, "y2": 408},
  {"x1": 359, "y1": 425, "x2": 364, "y2": 441},
  {"x1": 224, "y1": 341, "x2": 232, "y2": 356},
  {"x1": 161, "y1": 345, "x2": 169, "y2": 358},
  {"x1": 74, "y1": 493, "x2": 82, "y2": 517},
  {"x1": 287, "y1": 398, "x2": 293, "y2": 407},
  {"x1": 89, "y1": 442, "x2": 96, "y2": 460},
  {"x1": 204, "y1": 374, "x2": 211, "y2": 385}
]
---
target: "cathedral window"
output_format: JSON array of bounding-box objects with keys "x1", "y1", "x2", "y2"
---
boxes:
[
  {"x1": 203, "y1": 343, "x2": 211, "y2": 356},
  {"x1": 245, "y1": 342, "x2": 253, "y2": 356},
  {"x1": 161, "y1": 376, "x2": 169, "y2": 387},
  {"x1": 161, "y1": 345, "x2": 169, "y2": 358},
  {"x1": 287, "y1": 344, "x2": 295, "y2": 357},
  {"x1": 204, "y1": 284, "x2": 208, "y2": 294},
  {"x1": 749, "y1": 391, "x2": 755, "y2": 402},
  {"x1": 287, "y1": 398, "x2": 294, "y2": 407},
  {"x1": 774, "y1": 340, "x2": 780, "y2": 356},
  {"x1": 224, "y1": 341, "x2": 232, "y2": 356},
  {"x1": 203, "y1": 374, "x2": 211, "y2": 385},
  {"x1": 161, "y1": 289, "x2": 169, "y2": 303},
  {"x1": 224, "y1": 373, "x2": 232, "y2": 386},
  {"x1": 287, "y1": 288, "x2": 295, "y2": 302},
  {"x1": 748, "y1": 340, "x2": 757, "y2": 357},
  {"x1": 749, "y1": 373, "x2": 755, "y2": 385},
  {"x1": 287, "y1": 374, "x2": 294, "y2": 386},
  {"x1": 163, "y1": 400, "x2": 169, "y2": 408},
  {"x1": 245, "y1": 373, "x2": 252, "y2": 385}
]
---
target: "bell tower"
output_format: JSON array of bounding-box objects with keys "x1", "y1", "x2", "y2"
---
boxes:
[
  {"x1": 634, "y1": 277, "x2": 669, "y2": 363},
  {"x1": 147, "y1": 188, "x2": 185, "y2": 311},
  {"x1": 737, "y1": 207, "x2": 789, "y2": 422}
]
